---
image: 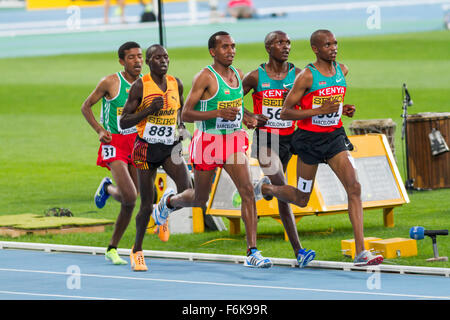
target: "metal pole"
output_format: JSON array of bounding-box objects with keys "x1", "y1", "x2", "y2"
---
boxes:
[{"x1": 157, "y1": 0, "x2": 164, "y2": 46}]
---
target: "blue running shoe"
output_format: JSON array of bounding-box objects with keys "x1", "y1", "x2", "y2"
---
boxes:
[
  {"x1": 244, "y1": 249, "x2": 273, "y2": 268},
  {"x1": 152, "y1": 188, "x2": 176, "y2": 226},
  {"x1": 297, "y1": 248, "x2": 316, "y2": 268},
  {"x1": 253, "y1": 176, "x2": 273, "y2": 201},
  {"x1": 94, "y1": 177, "x2": 112, "y2": 209}
]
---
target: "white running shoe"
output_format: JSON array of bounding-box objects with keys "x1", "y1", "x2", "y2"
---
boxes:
[
  {"x1": 152, "y1": 188, "x2": 176, "y2": 226},
  {"x1": 244, "y1": 249, "x2": 273, "y2": 268},
  {"x1": 354, "y1": 250, "x2": 384, "y2": 266},
  {"x1": 253, "y1": 176, "x2": 273, "y2": 201}
]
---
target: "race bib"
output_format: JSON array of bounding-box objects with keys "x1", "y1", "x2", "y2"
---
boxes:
[
  {"x1": 102, "y1": 145, "x2": 116, "y2": 160},
  {"x1": 262, "y1": 105, "x2": 292, "y2": 129},
  {"x1": 216, "y1": 98, "x2": 243, "y2": 130},
  {"x1": 311, "y1": 94, "x2": 343, "y2": 127},
  {"x1": 117, "y1": 107, "x2": 137, "y2": 135},
  {"x1": 142, "y1": 123, "x2": 175, "y2": 145}
]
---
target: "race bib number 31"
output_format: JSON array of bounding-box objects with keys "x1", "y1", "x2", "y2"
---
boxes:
[{"x1": 102, "y1": 145, "x2": 116, "y2": 160}]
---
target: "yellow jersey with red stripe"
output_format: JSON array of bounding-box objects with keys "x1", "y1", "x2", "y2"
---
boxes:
[{"x1": 135, "y1": 73, "x2": 180, "y2": 145}]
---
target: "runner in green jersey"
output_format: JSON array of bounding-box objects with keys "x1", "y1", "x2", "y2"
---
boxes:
[
  {"x1": 154, "y1": 31, "x2": 273, "y2": 268},
  {"x1": 243, "y1": 30, "x2": 315, "y2": 268},
  {"x1": 81, "y1": 42, "x2": 143, "y2": 265},
  {"x1": 281, "y1": 30, "x2": 383, "y2": 266}
]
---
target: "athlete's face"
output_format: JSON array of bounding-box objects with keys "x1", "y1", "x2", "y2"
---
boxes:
[
  {"x1": 120, "y1": 47, "x2": 143, "y2": 77},
  {"x1": 268, "y1": 33, "x2": 291, "y2": 62},
  {"x1": 210, "y1": 35, "x2": 236, "y2": 67},
  {"x1": 147, "y1": 46, "x2": 169, "y2": 76},
  {"x1": 313, "y1": 32, "x2": 338, "y2": 62}
]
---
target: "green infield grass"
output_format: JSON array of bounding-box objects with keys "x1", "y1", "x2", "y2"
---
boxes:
[{"x1": 0, "y1": 30, "x2": 449, "y2": 268}]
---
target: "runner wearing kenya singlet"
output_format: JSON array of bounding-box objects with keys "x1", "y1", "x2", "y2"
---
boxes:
[
  {"x1": 242, "y1": 30, "x2": 315, "y2": 268},
  {"x1": 281, "y1": 29, "x2": 383, "y2": 267},
  {"x1": 81, "y1": 41, "x2": 142, "y2": 266}
]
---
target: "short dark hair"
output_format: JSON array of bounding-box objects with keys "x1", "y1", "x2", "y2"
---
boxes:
[
  {"x1": 146, "y1": 44, "x2": 164, "y2": 60},
  {"x1": 118, "y1": 41, "x2": 141, "y2": 60},
  {"x1": 310, "y1": 30, "x2": 332, "y2": 47},
  {"x1": 264, "y1": 30, "x2": 286, "y2": 47},
  {"x1": 208, "y1": 31, "x2": 230, "y2": 49}
]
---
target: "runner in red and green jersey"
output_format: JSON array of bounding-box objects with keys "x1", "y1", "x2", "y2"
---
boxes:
[
  {"x1": 281, "y1": 29, "x2": 383, "y2": 267},
  {"x1": 81, "y1": 42, "x2": 142, "y2": 265},
  {"x1": 243, "y1": 30, "x2": 315, "y2": 268}
]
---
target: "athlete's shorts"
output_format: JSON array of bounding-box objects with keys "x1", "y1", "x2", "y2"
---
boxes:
[
  {"x1": 96, "y1": 133, "x2": 137, "y2": 170},
  {"x1": 189, "y1": 129, "x2": 249, "y2": 171},
  {"x1": 251, "y1": 129, "x2": 293, "y2": 166},
  {"x1": 290, "y1": 127, "x2": 354, "y2": 165},
  {"x1": 132, "y1": 136, "x2": 182, "y2": 170}
]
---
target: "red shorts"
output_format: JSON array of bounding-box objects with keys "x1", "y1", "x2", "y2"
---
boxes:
[
  {"x1": 96, "y1": 133, "x2": 137, "y2": 170},
  {"x1": 189, "y1": 129, "x2": 249, "y2": 171}
]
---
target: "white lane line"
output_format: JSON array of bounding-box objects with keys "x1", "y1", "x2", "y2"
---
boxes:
[
  {"x1": 0, "y1": 268, "x2": 449, "y2": 300},
  {"x1": 0, "y1": 290, "x2": 121, "y2": 300}
]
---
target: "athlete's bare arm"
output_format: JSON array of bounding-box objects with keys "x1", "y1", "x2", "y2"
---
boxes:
[
  {"x1": 181, "y1": 68, "x2": 239, "y2": 123},
  {"x1": 81, "y1": 74, "x2": 117, "y2": 143},
  {"x1": 338, "y1": 63, "x2": 355, "y2": 117},
  {"x1": 280, "y1": 68, "x2": 340, "y2": 121},
  {"x1": 120, "y1": 78, "x2": 164, "y2": 129},
  {"x1": 242, "y1": 69, "x2": 268, "y2": 128}
]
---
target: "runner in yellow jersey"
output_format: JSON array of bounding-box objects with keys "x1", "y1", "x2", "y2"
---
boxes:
[{"x1": 121, "y1": 44, "x2": 192, "y2": 271}]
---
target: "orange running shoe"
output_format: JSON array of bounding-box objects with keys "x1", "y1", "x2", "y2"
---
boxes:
[
  {"x1": 158, "y1": 220, "x2": 170, "y2": 242},
  {"x1": 130, "y1": 247, "x2": 148, "y2": 271}
]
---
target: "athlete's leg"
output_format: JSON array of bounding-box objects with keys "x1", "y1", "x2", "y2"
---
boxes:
[
  {"x1": 257, "y1": 146, "x2": 301, "y2": 255},
  {"x1": 106, "y1": 160, "x2": 137, "y2": 248},
  {"x1": 133, "y1": 167, "x2": 157, "y2": 252},
  {"x1": 224, "y1": 152, "x2": 258, "y2": 249},
  {"x1": 327, "y1": 151, "x2": 365, "y2": 254},
  {"x1": 162, "y1": 150, "x2": 193, "y2": 204},
  {"x1": 260, "y1": 152, "x2": 317, "y2": 209}
]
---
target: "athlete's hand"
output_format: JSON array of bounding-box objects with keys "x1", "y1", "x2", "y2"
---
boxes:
[
  {"x1": 148, "y1": 96, "x2": 164, "y2": 114},
  {"x1": 243, "y1": 114, "x2": 257, "y2": 129},
  {"x1": 319, "y1": 99, "x2": 340, "y2": 115},
  {"x1": 343, "y1": 104, "x2": 355, "y2": 117},
  {"x1": 219, "y1": 107, "x2": 239, "y2": 121},
  {"x1": 99, "y1": 129, "x2": 112, "y2": 144}
]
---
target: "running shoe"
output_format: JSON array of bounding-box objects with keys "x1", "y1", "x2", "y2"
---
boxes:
[
  {"x1": 297, "y1": 248, "x2": 316, "y2": 268},
  {"x1": 152, "y1": 188, "x2": 176, "y2": 226},
  {"x1": 130, "y1": 247, "x2": 148, "y2": 271},
  {"x1": 94, "y1": 177, "x2": 112, "y2": 209},
  {"x1": 253, "y1": 176, "x2": 273, "y2": 201},
  {"x1": 105, "y1": 248, "x2": 127, "y2": 265},
  {"x1": 158, "y1": 220, "x2": 170, "y2": 242},
  {"x1": 354, "y1": 250, "x2": 384, "y2": 266},
  {"x1": 244, "y1": 249, "x2": 273, "y2": 268}
]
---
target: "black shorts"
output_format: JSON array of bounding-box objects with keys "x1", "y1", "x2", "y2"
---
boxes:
[
  {"x1": 132, "y1": 136, "x2": 182, "y2": 170},
  {"x1": 251, "y1": 129, "x2": 293, "y2": 166},
  {"x1": 290, "y1": 127, "x2": 354, "y2": 165}
]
